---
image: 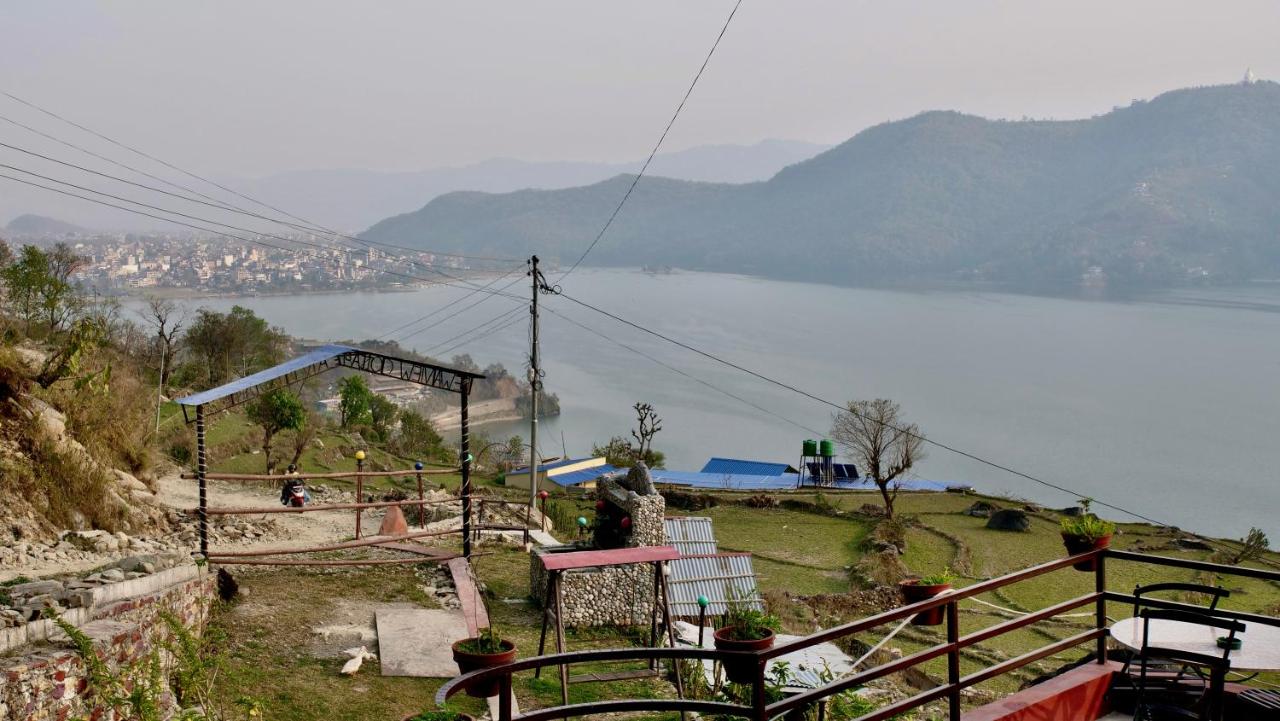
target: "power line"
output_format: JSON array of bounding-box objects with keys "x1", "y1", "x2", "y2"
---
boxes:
[
  {"x1": 0, "y1": 89, "x2": 519, "y2": 264},
  {"x1": 397, "y1": 276, "x2": 526, "y2": 344},
  {"x1": 550, "y1": 290, "x2": 1233, "y2": 538},
  {"x1": 556, "y1": 0, "x2": 743, "y2": 281},
  {"x1": 376, "y1": 267, "x2": 525, "y2": 340},
  {"x1": 0, "y1": 138, "x2": 517, "y2": 285},
  {"x1": 542, "y1": 304, "x2": 824, "y2": 436},
  {"x1": 431, "y1": 309, "x2": 528, "y2": 359},
  {"x1": 0, "y1": 169, "x2": 522, "y2": 298},
  {"x1": 421, "y1": 306, "x2": 527, "y2": 357}
]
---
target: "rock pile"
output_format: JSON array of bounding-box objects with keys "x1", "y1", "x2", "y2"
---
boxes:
[{"x1": 0, "y1": 551, "x2": 186, "y2": 626}]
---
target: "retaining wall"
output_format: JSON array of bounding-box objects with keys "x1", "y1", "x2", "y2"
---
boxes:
[{"x1": 0, "y1": 565, "x2": 214, "y2": 721}]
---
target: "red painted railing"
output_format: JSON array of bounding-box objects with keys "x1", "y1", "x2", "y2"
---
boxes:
[{"x1": 437, "y1": 548, "x2": 1280, "y2": 721}]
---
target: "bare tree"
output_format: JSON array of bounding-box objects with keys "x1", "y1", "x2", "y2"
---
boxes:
[
  {"x1": 631, "y1": 402, "x2": 663, "y2": 461},
  {"x1": 141, "y1": 296, "x2": 185, "y2": 387},
  {"x1": 830, "y1": 399, "x2": 924, "y2": 520}
]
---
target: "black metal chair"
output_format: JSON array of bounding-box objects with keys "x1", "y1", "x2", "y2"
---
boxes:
[
  {"x1": 1132, "y1": 583, "x2": 1230, "y2": 616},
  {"x1": 1121, "y1": 583, "x2": 1232, "y2": 677},
  {"x1": 1130, "y1": 609, "x2": 1244, "y2": 721}
]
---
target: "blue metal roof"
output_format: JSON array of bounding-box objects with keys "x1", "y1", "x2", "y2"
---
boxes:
[
  {"x1": 700, "y1": 457, "x2": 797, "y2": 476},
  {"x1": 546, "y1": 465, "x2": 620, "y2": 487},
  {"x1": 652, "y1": 470, "x2": 957, "y2": 492},
  {"x1": 176, "y1": 344, "x2": 357, "y2": 407}
]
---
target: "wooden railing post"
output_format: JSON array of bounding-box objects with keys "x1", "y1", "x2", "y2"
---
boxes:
[
  {"x1": 1095, "y1": 550, "x2": 1108, "y2": 663},
  {"x1": 498, "y1": 672, "x2": 513, "y2": 721},
  {"x1": 753, "y1": 657, "x2": 769, "y2": 721},
  {"x1": 946, "y1": 600, "x2": 961, "y2": 721}
]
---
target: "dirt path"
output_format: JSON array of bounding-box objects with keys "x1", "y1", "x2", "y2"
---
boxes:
[{"x1": 156, "y1": 472, "x2": 363, "y2": 553}]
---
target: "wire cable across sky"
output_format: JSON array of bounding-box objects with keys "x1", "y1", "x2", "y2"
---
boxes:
[{"x1": 556, "y1": 0, "x2": 744, "y2": 282}]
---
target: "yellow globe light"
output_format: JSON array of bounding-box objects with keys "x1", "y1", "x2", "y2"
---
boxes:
[{"x1": 355, "y1": 450, "x2": 366, "y2": 461}]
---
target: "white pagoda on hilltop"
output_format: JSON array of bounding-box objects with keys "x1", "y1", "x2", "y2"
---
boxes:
[{"x1": 1244, "y1": 68, "x2": 1258, "y2": 85}]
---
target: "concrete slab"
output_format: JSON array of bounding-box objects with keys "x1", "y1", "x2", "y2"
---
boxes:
[
  {"x1": 375, "y1": 607, "x2": 469, "y2": 677},
  {"x1": 675, "y1": 622, "x2": 855, "y2": 691}
]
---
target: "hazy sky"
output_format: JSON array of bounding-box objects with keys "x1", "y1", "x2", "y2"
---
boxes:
[{"x1": 0, "y1": 1, "x2": 1276, "y2": 177}]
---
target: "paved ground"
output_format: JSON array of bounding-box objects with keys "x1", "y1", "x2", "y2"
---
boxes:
[{"x1": 375, "y1": 607, "x2": 469, "y2": 677}]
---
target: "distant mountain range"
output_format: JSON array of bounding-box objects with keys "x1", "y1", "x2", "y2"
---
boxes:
[
  {"x1": 5, "y1": 214, "x2": 87, "y2": 236},
  {"x1": 0, "y1": 139, "x2": 828, "y2": 233},
  {"x1": 365, "y1": 82, "x2": 1280, "y2": 289}
]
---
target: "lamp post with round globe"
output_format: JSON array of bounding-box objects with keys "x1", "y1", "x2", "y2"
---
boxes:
[{"x1": 354, "y1": 450, "x2": 366, "y2": 538}]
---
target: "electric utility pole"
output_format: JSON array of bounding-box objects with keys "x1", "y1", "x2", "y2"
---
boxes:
[
  {"x1": 527, "y1": 255, "x2": 558, "y2": 509},
  {"x1": 528, "y1": 255, "x2": 543, "y2": 509}
]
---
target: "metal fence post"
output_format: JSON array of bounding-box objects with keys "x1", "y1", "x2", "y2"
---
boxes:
[
  {"x1": 415, "y1": 461, "x2": 425, "y2": 528},
  {"x1": 946, "y1": 600, "x2": 961, "y2": 721},
  {"x1": 752, "y1": 657, "x2": 769, "y2": 721},
  {"x1": 354, "y1": 450, "x2": 365, "y2": 538},
  {"x1": 1095, "y1": 550, "x2": 1108, "y2": 663},
  {"x1": 196, "y1": 404, "x2": 208, "y2": 559},
  {"x1": 498, "y1": 672, "x2": 513, "y2": 721}
]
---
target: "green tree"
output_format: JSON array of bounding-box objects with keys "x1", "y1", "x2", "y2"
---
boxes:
[
  {"x1": 590, "y1": 435, "x2": 665, "y2": 470},
  {"x1": 40, "y1": 243, "x2": 84, "y2": 330},
  {"x1": 246, "y1": 388, "x2": 306, "y2": 472},
  {"x1": 2, "y1": 245, "x2": 52, "y2": 332},
  {"x1": 338, "y1": 375, "x2": 373, "y2": 427},
  {"x1": 182, "y1": 306, "x2": 287, "y2": 388},
  {"x1": 395, "y1": 408, "x2": 444, "y2": 458},
  {"x1": 368, "y1": 393, "x2": 398, "y2": 441}
]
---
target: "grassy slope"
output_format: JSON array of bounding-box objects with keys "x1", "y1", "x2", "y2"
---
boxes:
[{"x1": 199, "y1": 423, "x2": 1280, "y2": 715}]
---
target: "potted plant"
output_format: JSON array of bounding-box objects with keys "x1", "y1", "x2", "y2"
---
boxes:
[
  {"x1": 899, "y1": 569, "x2": 954, "y2": 626},
  {"x1": 1060, "y1": 514, "x2": 1116, "y2": 571},
  {"x1": 713, "y1": 591, "x2": 781, "y2": 684},
  {"x1": 451, "y1": 626, "x2": 517, "y2": 698}
]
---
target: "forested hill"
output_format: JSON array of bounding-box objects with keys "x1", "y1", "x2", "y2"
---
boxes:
[{"x1": 365, "y1": 82, "x2": 1280, "y2": 289}]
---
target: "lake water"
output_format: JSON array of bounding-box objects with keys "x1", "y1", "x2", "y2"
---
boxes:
[{"x1": 148, "y1": 270, "x2": 1280, "y2": 540}]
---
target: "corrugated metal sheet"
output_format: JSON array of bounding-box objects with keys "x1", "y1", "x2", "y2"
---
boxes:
[
  {"x1": 651, "y1": 470, "x2": 799, "y2": 490},
  {"x1": 547, "y1": 465, "x2": 619, "y2": 487},
  {"x1": 664, "y1": 517, "x2": 718, "y2": 556},
  {"x1": 667, "y1": 552, "x2": 764, "y2": 618},
  {"x1": 511, "y1": 457, "x2": 590, "y2": 475},
  {"x1": 699, "y1": 457, "x2": 796, "y2": 476}
]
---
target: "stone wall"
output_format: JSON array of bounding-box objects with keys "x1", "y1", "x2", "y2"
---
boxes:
[
  {"x1": 0, "y1": 565, "x2": 214, "y2": 721},
  {"x1": 530, "y1": 474, "x2": 666, "y2": 627}
]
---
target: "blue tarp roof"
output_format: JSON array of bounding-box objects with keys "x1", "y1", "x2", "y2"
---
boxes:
[
  {"x1": 700, "y1": 457, "x2": 797, "y2": 476},
  {"x1": 548, "y1": 465, "x2": 621, "y2": 487},
  {"x1": 652, "y1": 470, "x2": 959, "y2": 492},
  {"x1": 511, "y1": 457, "x2": 593, "y2": 475},
  {"x1": 176, "y1": 344, "x2": 358, "y2": 407}
]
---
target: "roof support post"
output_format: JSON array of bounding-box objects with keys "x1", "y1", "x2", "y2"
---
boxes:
[
  {"x1": 461, "y1": 380, "x2": 472, "y2": 559},
  {"x1": 197, "y1": 404, "x2": 208, "y2": 559}
]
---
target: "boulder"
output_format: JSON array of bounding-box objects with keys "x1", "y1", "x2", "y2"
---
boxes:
[
  {"x1": 986, "y1": 509, "x2": 1031, "y2": 532},
  {"x1": 964, "y1": 501, "x2": 999, "y2": 518},
  {"x1": 7, "y1": 579, "x2": 63, "y2": 598},
  {"x1": 116, "y1": 555, "x2": 159, "y2": 574}
]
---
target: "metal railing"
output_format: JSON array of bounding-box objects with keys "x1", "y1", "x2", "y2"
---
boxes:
[{"x1": 436, "y1": 548, "x2": 1280, "y2": 721}]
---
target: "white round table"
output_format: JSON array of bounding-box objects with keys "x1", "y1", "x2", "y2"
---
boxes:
[{"x1": 1110, "y1": 616, "x2": 1280, "y2": 671}]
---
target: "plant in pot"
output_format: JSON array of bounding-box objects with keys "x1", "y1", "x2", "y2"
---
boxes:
[
  {"x1": 402, "y1": 711, "x2": 477, "y2": 721},
  {"x1": 899, "y1": 568, "x2": 954, "y2": 626},
  {"x1": 713, "y1": 590, "x2": 780, "y2": 685},
  {"x1": 451, "y1": 625, "x2": 517, "y2": 698},
  {"x1": 1060, "y1": 514, "x2": 1116, "y2": 571}
]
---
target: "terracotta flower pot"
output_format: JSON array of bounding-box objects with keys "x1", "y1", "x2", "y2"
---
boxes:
[
  {"x1": 1061, "y1": 533, "x2": 1111, "y2": 571},
  {"x1": 899, "y1": 580, "x2": 952, "y2": 626},
  {"x1": 451, "y1": 638, "x2": 517, "y2": 697},
  {"x1": 401, "y1": 713, "x2": 477, "y2": 721},
  {"x1": 713, "y1": 626, "x2": 775, "y2": 684}
]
